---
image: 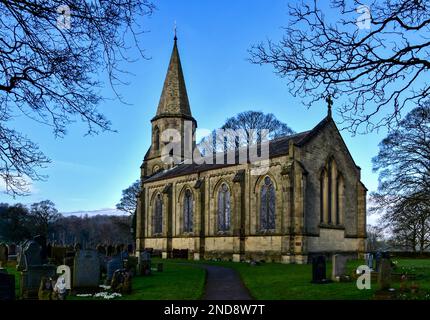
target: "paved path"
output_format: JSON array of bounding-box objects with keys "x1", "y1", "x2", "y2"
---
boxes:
[{"x1": 201, "y1": 264, "x2": 252, "y2": 300}]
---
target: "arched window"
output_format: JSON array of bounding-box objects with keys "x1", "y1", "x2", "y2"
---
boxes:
[
  {"x1": 183, "y1": 189, "x2": 193, "y2": 232},
  {"x1": 153, "y1": 193, "x2": 163, "y2": 234},
  {"x1": 217, "y1": 183, "x2": 231, "y2": 232},
  {"x1": 320, "y1": 158, "x2": 344, "y2": 226},
  {"x1": 260, "y1": 176, "x2": 276, "y2": 230},
  {"x1": 154, "y1": 126, "x2": 160, "y2": 151}
]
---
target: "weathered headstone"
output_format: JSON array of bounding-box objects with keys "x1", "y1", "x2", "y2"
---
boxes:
[
  {"x1": 33, "y1": 235, "x2": 48, "y2": 264},
  {"x1": 0, "y1": 272, "x2": 15, "y2": 300},
  {"x1": 111, "y1": 269, "x2": 132, "y2": 294},
  {"x1": 96, "y1": 244, "x2": 106, "y2": 256},
  {"x1": 73, "y1": 250, "x2": 100, "y2": 289},
  {"x1": 331, "y1": 254, "x2": 348, "y2": 281},
  {"x1": 378, "y1": 258, "x2": 392, "y2": 290},
  {"x1": 57, "y1": 265, "x2": 71, "y2": 290},
  {"x1": 0, "y1": 243, "x2": 8, "y2": 267},
  {"x1": 107, "y1": 245, "x2": 114, "y2": 257},
  {"x1": 365, "y1": 253, "x2": 374, "y2": 270},
  {"x1": 107, "y1": 255, "x2": 123, "y2": 282},
  {"x1": 51, "y1": 247, "x2": 67, "y2": 265},
  {"x1": 311, "y1": 255, "x2": 329, "y2": 284},
  {"x1": 17, "y1": 240, "x2": 42, "y2": 271},
  {"x1": 157, "y1": 263, "x2": 163, "y2": 272},
  {"x1": 21, "y1": 265, "x2": 56, "y2": 299},
  {"x1": 138, "y1": 250, "x2": 151, "y2": 276},
  {"x1": 124, "y1": 256, "x2": 138, "y2": 276},
  {"x1": 8, "y1": 243, "x2": 17, "y2": 256},
  {"x1": 38, "y1": 276, "x2": 54, "y2": 300},
  {"x1": 375, "y1": 251, "x2": 382, "y2": 272}
]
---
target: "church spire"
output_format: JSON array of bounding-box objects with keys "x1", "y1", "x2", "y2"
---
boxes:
[{"x1": 154, "y1": 35, "x2": 192, "y2": 119}]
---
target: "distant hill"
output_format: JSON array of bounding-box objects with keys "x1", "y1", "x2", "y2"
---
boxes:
[{"x1": 61, "y1": 208, "x2": 126, "y2": 217}]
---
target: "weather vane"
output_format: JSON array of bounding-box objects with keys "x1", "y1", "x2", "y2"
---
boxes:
[{"x1": 174, "y1": 20, "x2": 177, "y2": 41}]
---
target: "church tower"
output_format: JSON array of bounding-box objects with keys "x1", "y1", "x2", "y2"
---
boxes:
[{"x1": 142, "y1": 35, "x2": 197, "y2": 177}]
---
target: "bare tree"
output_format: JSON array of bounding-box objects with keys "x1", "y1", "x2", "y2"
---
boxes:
[
  {"x1": 250, "y1": 0, "x2": 430, "y2": 133},
  {"x1": 0, "y1": 0, "x2": 154, "y2": 195},
  {"x1": 116, "y1": 180, "x2": 140, "y2": 215},
  {"x1": 30, "y1": 199, "x2": 61, "y2": 237},
  {"x1": 366, "y1": 224, "x2": 385, "y2": 251},
  {"x1": 371, "y1": 102, "x2": 430, "y2": 252}
]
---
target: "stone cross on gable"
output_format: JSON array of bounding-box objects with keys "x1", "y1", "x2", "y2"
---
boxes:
[{"x1": 325, "y1": 95, "x2": 333, "y2": 117}]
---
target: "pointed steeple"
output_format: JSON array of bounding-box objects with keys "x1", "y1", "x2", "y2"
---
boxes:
[{"x1": 154, "y1": 37, "x2": 192, "y2": 118}]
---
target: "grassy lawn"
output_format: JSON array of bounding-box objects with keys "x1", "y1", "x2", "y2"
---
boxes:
[
  {"x1": 6, "y1": 258, "x2": 430, "y2": 300},
  {"x1": 157, "y1": 258, "x2": 430, "y2": 300},
  {"x1": 7, "y1": 261, "x2": 206, "y2": 300}
]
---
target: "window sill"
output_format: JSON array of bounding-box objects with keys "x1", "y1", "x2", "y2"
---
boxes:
[{"x1": 319, "y1": 223, "x2": 345, "y2": 230}]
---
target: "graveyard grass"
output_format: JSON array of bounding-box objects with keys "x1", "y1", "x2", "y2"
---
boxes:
[
  {"x1": 6, "y1": 261, "x2": 206, "y2": 300},
  {"x1": 6, "y1": 258, "x2": 430, "y2": 300},
  {"x1": 155, "y1": 258, "x2": 430, "y2": 300}
]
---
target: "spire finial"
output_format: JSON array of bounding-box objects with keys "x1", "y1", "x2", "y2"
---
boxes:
[
  {"x1": 174, "y1": 20, "x2": 177, "y2": 41},
  {"x1": 325, "y1": 94, "x2": 333, "y2": 118}
]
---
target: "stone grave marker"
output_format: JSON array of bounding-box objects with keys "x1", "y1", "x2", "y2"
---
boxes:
[
  {"x1": 8, "y1": 243, "x2": 17, "y2": 256},
  {"x1": 311, "y1": 255, "x2": 329, "y2": 284},
  {"x1": 378, "y1": 258, "x2": 392, "y2": 290},
  {"x1": 331, "y1": 254, "x2": 348, "y2": 281},
  {"x1": 365, "y1": 253, "x2": 374, "y2": 270},
  {"x1": 73, "y1": 249, "x2": 100, "y2": 289},
  {"x1": 0, "y1": 243, "x2": 8, "y2": 267},
  {"x1": 107, "y1": 255, "x2": 123, "y2": 282},
  {"x1": 57, "y1": 265, "x2": 71, "y2": 290},
  {"x1": 0, "y1": 272, "x2": 15, "y2": 300},
  {"x1": 138, "y1": 250, "x2": 151, "y2": 276}
]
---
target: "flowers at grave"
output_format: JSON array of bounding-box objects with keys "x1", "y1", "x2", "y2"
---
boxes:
[{"x1": 93, "y1": 292, "x2": 122, "y2": 300}]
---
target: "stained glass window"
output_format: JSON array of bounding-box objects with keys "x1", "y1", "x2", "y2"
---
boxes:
[
  {"x1": 154, "y1": 193, "x2": 163, "y2": 234},
  {"x1": 217, "y1": 183, "x2": 231, "y2": 232},
  {"x1": 183, "y1": 189, "x2": 193, "y2": 232},
  {"x1": 260, "y1": 177, "x2": 275, "y2": 230}
]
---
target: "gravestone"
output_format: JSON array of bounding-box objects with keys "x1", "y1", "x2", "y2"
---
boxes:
[
  {"x1": 8, "y1": 243, "x2": 17, "y2": 256},
  {"x1": 73, "y1": 250, "x2": 100, "y2": 289},
  {"x1": 33, "y1": 235, "x2": 48, "y2": 264},
  {"x1": 331, "y1": 254, "x2": 348, "y2": 281},
  {"x1": 365, "y1": 253, "x2": 374, "y2": 270},
  {"x1": 51, "y1": 247, "x2": 67, "y2": 265},
  {"x1": 138, "y1": 250, "x2": 151, "y2": 276},
  {"x1": 21, "y1": 265, "x2": 56, "y2": 299},
  {"x1": 107, "y1": 245, "x2": 114, "y2": 257},
  {"x1": 0, "y1": 272, "x2": 15, "y2": 300},
  {"x1": 57, "y1": 265, "x2": 71, "y2": 290},
  {"x1": 124, "y1": 256, "x2": 138, "y2": 276},
  {"x1": 375, "y1": 251, "x2": 382, "y2": 272},
  {"x1": 0, "y1": 244, "x2": 8, "y2": 267},
  {"x1": 157, "y1": 263, "x2": 163, "y2": 272},
  {"x1": 111, "y1": 269, "x2": 132, "y2": 294},
  {"x1": 96, "y1": 244, "x2": 106, "y2": 256},
  {"x1": 17, "y1": 240, "x2": 42, "y2": 271},
  {"x1": 107, "y1": 255, "x2": 123, "y2": 282},
  {"x1": 378, "y1": 258, "x2": 392, "y2": 290},
  {"x1": 311, "y1": 255, "x2": 329, "y2": 284}
]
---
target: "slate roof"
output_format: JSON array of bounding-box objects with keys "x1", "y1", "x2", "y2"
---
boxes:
[{"x1": 143, "y1": 130, "x2": 311, "y2": 183}]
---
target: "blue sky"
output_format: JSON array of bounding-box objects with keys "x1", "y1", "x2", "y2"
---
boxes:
[{"x1": 0, "y1": 1, "x2": 397, "y2": 221}]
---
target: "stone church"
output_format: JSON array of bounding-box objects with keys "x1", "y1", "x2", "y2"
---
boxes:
[{"x1": 135, "y1": 37, "x2": 367, "y2": 264}]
